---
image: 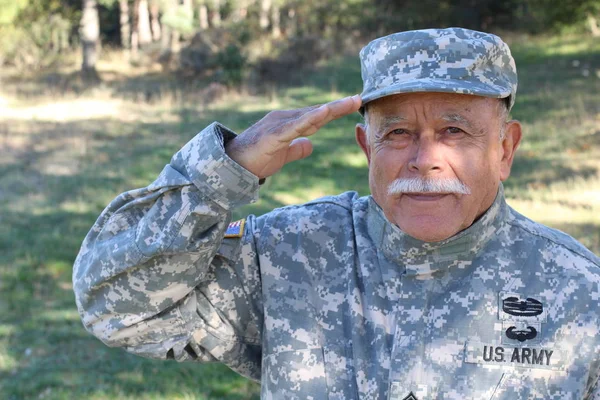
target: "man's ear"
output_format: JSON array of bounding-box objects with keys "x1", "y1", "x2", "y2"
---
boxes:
[
  {"x1": 499, "y1": 120, "x2": 522, "y2": 181},
  {"x1": 356, "y1": 123, "x2": 371, "y2": 166}
]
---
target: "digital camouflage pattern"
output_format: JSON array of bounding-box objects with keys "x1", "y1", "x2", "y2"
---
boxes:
[
  {"x1": 73, "y1": 122, "x2": 600, "y2": 399},
  {"x1": 359, "y1": 28, "x2": 518, "y2": 112}
]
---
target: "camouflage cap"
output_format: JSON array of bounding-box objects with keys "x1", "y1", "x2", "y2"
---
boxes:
[{"x1": 359, "y1": 28, "x2": 518, "y2": 113}]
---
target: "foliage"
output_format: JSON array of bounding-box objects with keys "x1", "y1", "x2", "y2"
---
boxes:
[
  {"x1": 0, "y1": 14, "x2": 72, "y2": 69},
  {"x1": 161, "y1": 3, "x2": 195, "y2": 35},
  {"x1": 527, "y1": 0, "x2": 600, "y2": 31},
  {"x1": 0, "y1": 0, "x2": 30, "y2": 25},
  {"x1": 177, "y1": 26, "x2": 249, "y2": 86},
  {"x1": 0, "y1": 0, "x2": 79, "y2": 69},
  {"x1": 2, "y1": 0, "x2": 600, "y2": 71},
  {"x1": 215, "y1": 44, "x2": 247, "y2": 86}
]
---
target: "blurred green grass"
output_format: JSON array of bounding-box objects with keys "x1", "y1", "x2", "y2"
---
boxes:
[{"x1": 0, "y1": 33, "x2": 599, "y2": 399}]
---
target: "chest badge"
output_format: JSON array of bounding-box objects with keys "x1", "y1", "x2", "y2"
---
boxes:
[
  {"x1": 505, "y1": 325, "x2": 537, "y2": 342},
  {"x1": 502, "y1": 296, "x2": 543, "y2": 317},
  {"x1": 402, "y1": 393, "x2": 418, "y2": 400}
]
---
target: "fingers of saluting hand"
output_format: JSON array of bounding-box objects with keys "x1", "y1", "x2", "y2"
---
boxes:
[
  {"x1": 280, "y1": 94, "x2": 362, "y2": 140},
  {"x1": 284, "y1": 137, "x2": 313, "y2": 164},
  {"x1": 284, "y1": 104, "x2": 324, "y2": 117}
]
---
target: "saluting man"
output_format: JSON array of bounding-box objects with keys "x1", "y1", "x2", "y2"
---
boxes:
[{"x1": 73, "y1": 28, "x2": 600, "y2": 399}]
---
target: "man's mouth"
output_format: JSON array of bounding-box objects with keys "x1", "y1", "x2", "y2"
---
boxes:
[{"x1": 403, "y1": 193, "x2": 449, "y2": 201}]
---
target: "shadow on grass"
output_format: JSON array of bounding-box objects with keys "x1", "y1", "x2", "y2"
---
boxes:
[{"x1": 506, "y1": 153, "x2": 598, "y2": 193}]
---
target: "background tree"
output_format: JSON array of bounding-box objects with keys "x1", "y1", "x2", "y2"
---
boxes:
[
  {"x1": 210, "y1": 0, "x2": 222, "y2": 27},
  {"x1": 197, "y1": 0, "x2": 210, "y2": 29},
  {"x1": 1, "y1": 0, "x2": 599, "y2": 72},
  {"x1": 150, "y1": 0, "x2": 162, "y2": 41},
  {"x1": 80, "y1": 0, "x2": 100, "y2": 80},
  {"x1": 271, "y1": 0, "x2": 281, "y2": 38},
  {"x1": 259, "y1": 0, "x2": 271, "y2": 30},
  {"x1": 119, "y1": 0, "x2": 130, "y2": 48},
  {"x1": 138, "y1": 0, "x2": 153, "y2": 45}
]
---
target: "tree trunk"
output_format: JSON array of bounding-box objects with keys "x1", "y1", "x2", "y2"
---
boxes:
[
  {"x1": 271, "y1": 3, "x2": 281, "y2": 38},
  {"x1": 182, "y1": 0, "x2": 193, "y2": 11},
  {"x1": 161, "y1": 25, "x2": 171, "y2": 52},
  {"x1": 232, "y1": 0, "x2": 249, "y2": 22},
  {"x1": 198, "y1": 3, "x2": 209, "y2": 30},
  {"x1": 210, "y1": 0, "x2": 222, "y2": 27},
  {"x1": 588, "y1": 14, "x2": 600, "y2": 37},
  {"x1": 80, "y1": 0, "x2": 100, "y2": 81},
  {"x1": 138, "y1": 0, "x2": 152, "y2": 45},
  {"x1": 170, "y1": 29, "x2": 181, "y2": 53},
  {"x1": 287, "y1": 7, "x2": 297, "y2": 37},
  {"x1": 149, "y1": 1, "x2": 161, "y2": 41},
  {"x1": 131, "y1": 0, "x2": 139, "y2": 58},
  {"x1": 259, "y1": 0, "x2": 271, "y2": 29},
  {"x1": 119, "y1": 0, "x2": 130, "y2": 48},
  {"x1": 182, "y1": 0, "x2": 194, "y2": 38}
]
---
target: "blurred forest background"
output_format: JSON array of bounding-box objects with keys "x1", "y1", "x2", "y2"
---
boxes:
[
  {"x1": 0, "y1": 0, "x2": 599, "y2": 82},
  {"x1": 1, "y1": 0, "x2": 600, "y2": 399}
]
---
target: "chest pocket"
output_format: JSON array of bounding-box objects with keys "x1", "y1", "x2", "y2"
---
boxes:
[{"x1": 261, "y1": 343, "x2": 358, "y2": 400}]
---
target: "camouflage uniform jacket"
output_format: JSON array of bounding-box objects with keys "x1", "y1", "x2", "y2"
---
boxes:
[{"x1": 73, "y1": 122, "x2": 600, "y2": 400}]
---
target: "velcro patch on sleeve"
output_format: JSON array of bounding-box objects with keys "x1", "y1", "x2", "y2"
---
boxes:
[{"x1": 224, "y1": 219, "x2": 245, "y2": 238}]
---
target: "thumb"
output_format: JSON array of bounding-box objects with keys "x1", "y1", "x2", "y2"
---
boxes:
[{"x1": 284, "y1": 137, "x2": 313, "y2": 164}]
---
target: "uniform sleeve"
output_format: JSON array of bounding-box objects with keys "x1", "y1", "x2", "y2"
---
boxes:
[{"x1": 72, "y1": 122, "x2": 264, "y2": 380}]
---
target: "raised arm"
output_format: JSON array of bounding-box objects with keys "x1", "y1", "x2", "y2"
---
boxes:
[{"x1": 72, "y1": 96, "x2": 361, "y2": 379}]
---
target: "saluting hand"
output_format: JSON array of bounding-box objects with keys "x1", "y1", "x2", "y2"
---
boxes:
[{"x1": 225, "y1": 95, "x2": 362, "y2": 179}]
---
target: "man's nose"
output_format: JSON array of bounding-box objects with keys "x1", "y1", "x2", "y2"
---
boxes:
[{"x1": 407, "y1": 136, "x2": 443, "y2": 174}]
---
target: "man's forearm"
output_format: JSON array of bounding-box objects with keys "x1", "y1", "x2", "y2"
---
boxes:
[{"x1": 72, "y1": 122, "x2": 260, "y2": 352}]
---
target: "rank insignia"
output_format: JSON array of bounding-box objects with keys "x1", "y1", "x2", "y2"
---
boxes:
[{"x1": 224, "y1": 219, "x2": 245, "y2": 238}]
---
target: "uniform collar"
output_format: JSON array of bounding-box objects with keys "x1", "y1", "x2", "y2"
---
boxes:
[{"x1": 366, "y1": 184, "x2": 509, "y2": 275}]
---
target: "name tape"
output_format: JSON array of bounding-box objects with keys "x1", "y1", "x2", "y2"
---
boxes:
[{"x1": 464, "y1": 341, "x2": 566, "y2": 371}]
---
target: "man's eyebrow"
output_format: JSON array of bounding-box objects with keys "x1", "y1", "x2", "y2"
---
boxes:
[
  {"x1": 441, "y1": 113, "x2": 475, "y2": 129},
  {"x1": 376, "y1": 116, "x2": 407, "y2": 134}
]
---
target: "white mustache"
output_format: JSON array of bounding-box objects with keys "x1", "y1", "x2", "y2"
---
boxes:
[{"x1": 387, "y1": 178, "x2": 471, "y2": 196}]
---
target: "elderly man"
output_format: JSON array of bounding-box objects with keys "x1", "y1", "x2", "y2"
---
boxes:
[{"x1": 73, "y1": 28, "x2": 600, "y2": 399}]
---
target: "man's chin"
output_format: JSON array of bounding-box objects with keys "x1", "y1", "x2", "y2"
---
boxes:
[
  {"x1": 405, "y1": 231, "x2": 456, "y2": 243},
  {"x1": 394, "y1": 216, "x2": 460, "y2": 243}
]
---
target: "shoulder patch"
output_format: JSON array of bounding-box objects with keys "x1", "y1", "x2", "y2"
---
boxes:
[{"x1": 224, "y1": 219, "x2": 245, "y2": 238}]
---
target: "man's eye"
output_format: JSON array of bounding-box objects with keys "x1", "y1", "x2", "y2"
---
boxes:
[
  {"x1": 390, "y1": 128, "x2": 408, "y2": 135},
  {"x1": 446, "y1": 127, "x2": 464, "y2": 135}
]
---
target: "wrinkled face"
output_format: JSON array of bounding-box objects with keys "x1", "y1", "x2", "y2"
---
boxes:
[{"x1": 356, "y1": 92, "x2": 521, "y2": 242}]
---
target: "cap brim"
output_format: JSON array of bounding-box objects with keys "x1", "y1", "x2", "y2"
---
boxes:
[{"x1": 359, "y1": 78, "x2": 512, "y2": 114}]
